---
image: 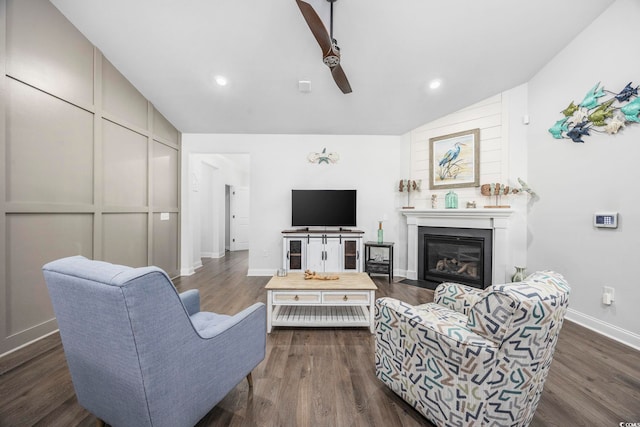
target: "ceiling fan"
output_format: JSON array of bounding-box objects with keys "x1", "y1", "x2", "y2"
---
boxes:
[{"x1": 295, "y1": 0, "x2": 352, "y2": 94}]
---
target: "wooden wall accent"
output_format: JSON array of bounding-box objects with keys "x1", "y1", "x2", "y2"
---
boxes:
[{"x1": 0, "y1": 0, "x2": 181, "y2": 355}]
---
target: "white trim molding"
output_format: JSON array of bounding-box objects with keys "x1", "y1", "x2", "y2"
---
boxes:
[{"x1": 565, "y1": 308, "x2": 640, "y2": 351}]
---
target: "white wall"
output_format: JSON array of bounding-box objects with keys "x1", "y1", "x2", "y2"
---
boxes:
[
  {"x1": 527, "y1": 0, "x2": 640, "y2": 348},
  {"x1": 407, "y1": 86, "x2": 530, "y2": 271},
  {"x1": 181, "y1": 134, "x2": 403, "y2": 276}
]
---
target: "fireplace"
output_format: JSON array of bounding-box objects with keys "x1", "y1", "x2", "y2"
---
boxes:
[
  {"x1": 418, "y1": 227, "x2": 492, "y2": 289},
  {"x1": 403, "y1": 209, "x2": 514, "y2": 286}
]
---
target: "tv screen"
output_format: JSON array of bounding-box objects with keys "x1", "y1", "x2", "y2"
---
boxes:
[{"x1": 291, "y1": 190, "x2": 357, "y2": 227}]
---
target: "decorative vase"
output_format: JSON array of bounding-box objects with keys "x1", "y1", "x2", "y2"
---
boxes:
[
  {"x1": 445, "y1": 190, "x2": 458, "y2": 209},
  {"x1": 377, "y1": 221, "x2": 384, "y2": 243},
  {"x1": 511, "y1": 266, "x2": 527, "y2": 282}
]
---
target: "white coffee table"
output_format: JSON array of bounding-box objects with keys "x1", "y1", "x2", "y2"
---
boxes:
[{"x1": 265, "y1": 272, "x2": 378, "y2": 333}]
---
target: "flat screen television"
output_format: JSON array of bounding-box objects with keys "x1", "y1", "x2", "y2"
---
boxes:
[{"x1": 291, "y1": 190, "x2": 357, "y2": 227}]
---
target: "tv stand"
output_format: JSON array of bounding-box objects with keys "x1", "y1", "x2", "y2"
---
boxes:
[{"x1": 282, "y1": 229, "x2": 364, "y2": 273}]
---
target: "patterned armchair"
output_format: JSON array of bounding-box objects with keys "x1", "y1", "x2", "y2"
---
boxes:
[
  {"x1": 43, "y1": 256, "x2": 267, "y2": 427},
  {"x1": 375, "y1": 271, "x2": 570, "y2": 427}
]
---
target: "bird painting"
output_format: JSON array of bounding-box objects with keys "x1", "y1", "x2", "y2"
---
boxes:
[
  {"x1": 439, "y1": 142, "x2": 464, "y2": 167},
  {"x1": 437, "y1": 142, "x2": 465, "y2": 180}
]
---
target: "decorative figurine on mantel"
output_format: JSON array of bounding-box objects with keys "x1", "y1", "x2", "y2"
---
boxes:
[
  {"x1": 398, "y1": 179, "x2": 421, "y2": 209},
  {"x1": 481, "y1": 178, "x2": 536, "y2": 208},
  {"x1": 431, "y1": 194, "x2": 438, "y2": 209}
]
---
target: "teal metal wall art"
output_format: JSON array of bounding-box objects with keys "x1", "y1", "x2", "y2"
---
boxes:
[{"x1": 549, "y1": 81, "x2": 639, "y2": 142}]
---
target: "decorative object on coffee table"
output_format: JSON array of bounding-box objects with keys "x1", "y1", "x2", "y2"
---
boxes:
[
  {"x1": 398, "y1": 179, "x2": 421, "y2": 209},
  {"x1": 304, "y1": 270, "x2": 339, "y2": 280}
]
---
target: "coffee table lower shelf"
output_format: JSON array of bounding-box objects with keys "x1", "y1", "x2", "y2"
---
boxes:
[{"x1": 271, "y1": 305, "x2": 370, "y2": 330}]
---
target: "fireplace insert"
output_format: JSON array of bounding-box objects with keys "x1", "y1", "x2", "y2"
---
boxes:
[{"x1": 418, "y1": 227, "x2": 492, "y2": 289}]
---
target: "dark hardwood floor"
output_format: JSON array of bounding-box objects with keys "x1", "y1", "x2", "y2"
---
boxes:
[{"x1": 1, "y1": 251, "x2": 639, "y2": 426}]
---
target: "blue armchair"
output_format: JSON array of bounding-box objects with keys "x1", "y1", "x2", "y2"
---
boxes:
[{"x1": 42, "y1": 256, "x2": 266, "y2": 427}]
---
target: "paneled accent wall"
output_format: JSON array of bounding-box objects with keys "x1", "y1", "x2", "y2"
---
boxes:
[
  {"x1": 409, "y1": 94, "x2": 508, "y2": 208},
  {"x1": 0, "y1": 0, "x2": 181, "y2": 355}
]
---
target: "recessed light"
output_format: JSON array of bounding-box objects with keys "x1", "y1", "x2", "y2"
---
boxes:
[
  {"x1": 429, "y1": 79, "x2": 442, "y2": 90},
  {"x1": 214, "y1": 75, "x2": 228, "y2": 86}
]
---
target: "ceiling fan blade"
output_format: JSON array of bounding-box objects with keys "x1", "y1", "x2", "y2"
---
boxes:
[
  {"x1": 295, "y1": 0, "x2": 333, "y2": 54},
  {"x1": 331, "y1": 64, "x2": 352, "y2": 94}
]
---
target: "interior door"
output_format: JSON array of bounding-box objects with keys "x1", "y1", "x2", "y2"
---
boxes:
[{"x1": 230, "y1": 186, "x2": 250, "y2": 251}]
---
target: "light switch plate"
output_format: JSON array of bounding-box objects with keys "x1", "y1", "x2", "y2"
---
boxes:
[{"x1": 160, "y1": 212, "x2": 170, "y2": 221}]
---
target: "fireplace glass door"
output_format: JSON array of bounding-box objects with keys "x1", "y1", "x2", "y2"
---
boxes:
[
  {"x1": 418, "y1": 227, "x2": 492, "y2": 289},
  {"x1": 425, "y1": 236, "x2": 483, "y2": 287}
]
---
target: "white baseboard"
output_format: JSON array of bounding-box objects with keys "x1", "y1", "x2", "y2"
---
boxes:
[
  {"x1": 565, "y1": 308, "x2": 640, "y2": 351},
  {"x1": 180, "y1": 267, "x2": 195, "y2": 276},
  {"x1": 201, "y1": 252, "x2": 226, "y2": 259},
  {"x1": 0, "y1": 329, "x2": 59, "y2": 359}
]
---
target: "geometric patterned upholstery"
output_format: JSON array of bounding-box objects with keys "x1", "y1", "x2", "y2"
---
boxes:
[{"x1": 375, "y1": 271, "x2": 570, "y2": 426}]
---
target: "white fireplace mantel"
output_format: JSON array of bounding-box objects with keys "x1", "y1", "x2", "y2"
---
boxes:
[{"x1": 403, "y1": 209, "x2": 514, "y2": 284}]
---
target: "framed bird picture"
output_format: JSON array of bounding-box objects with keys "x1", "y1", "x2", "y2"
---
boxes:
[{"x1": 429, "y1": 128, "x2": 480, "y2": 190}]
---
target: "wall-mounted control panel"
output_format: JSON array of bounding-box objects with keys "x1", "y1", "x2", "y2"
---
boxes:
[{"x1": 593, "y1": 212, "x2": 618, "y2": 228}]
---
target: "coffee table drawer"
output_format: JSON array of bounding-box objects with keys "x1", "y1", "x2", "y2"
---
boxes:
[
  {"x1": 322, "y1": 291, "x2": 370, "y2": 305},
  {"x1": 272, "y1": 291, "x2": 321, "y2": 304}
]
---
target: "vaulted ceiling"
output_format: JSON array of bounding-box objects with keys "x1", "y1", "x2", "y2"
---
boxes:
[{"x1": 50, "y1": 0, "x2": 614, "y2": 135}]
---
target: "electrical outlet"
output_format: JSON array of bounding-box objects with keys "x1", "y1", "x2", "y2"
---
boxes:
[
  {"x1": 262, "y1": 250, "x2": 269, "y2": 258},
  {"x1": 602, "y1": 286, "x2": 615, "y2": 305}
]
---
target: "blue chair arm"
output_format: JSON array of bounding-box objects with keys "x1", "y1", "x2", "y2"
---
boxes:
[
  {"x1": 195, "y1": 302, "x2": 265, "y2": 339},
  {"x1": 179, "y1": 289, "x2": 200, "y2": 316}
]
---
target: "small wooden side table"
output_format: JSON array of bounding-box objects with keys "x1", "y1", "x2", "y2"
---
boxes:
[{"x1": 364, "y1": 241, "x2": 394, "y2": 283}]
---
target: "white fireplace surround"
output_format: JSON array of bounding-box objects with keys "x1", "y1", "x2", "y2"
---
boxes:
[{"x1": 404, "y1": 209, "x2": 514, "y2": 284}]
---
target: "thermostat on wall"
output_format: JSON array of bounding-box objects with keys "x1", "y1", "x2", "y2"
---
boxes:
[{"x1": 594, "y1": 212, "x2": 618, "y2": 228}]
